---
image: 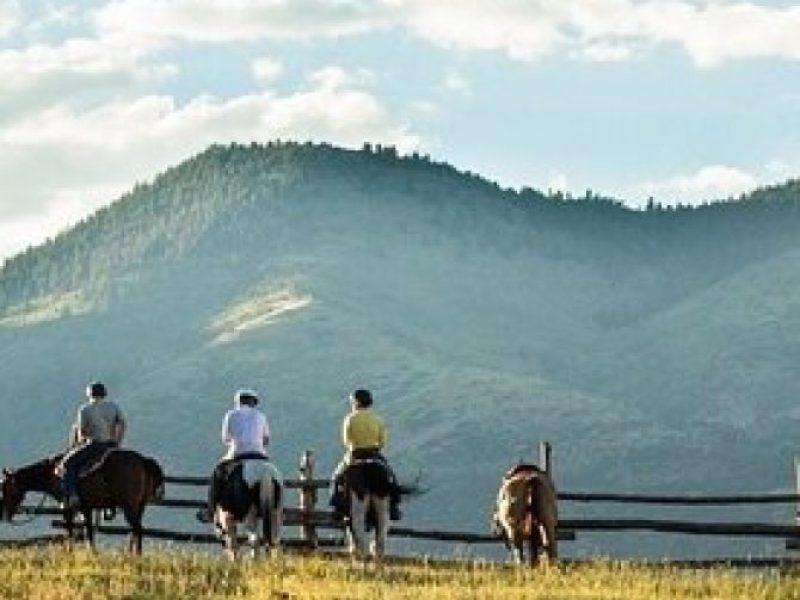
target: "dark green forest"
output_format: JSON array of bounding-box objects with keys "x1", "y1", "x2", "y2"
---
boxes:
[{"x1": 3, "y1": 141, "x2": 799, "y2": 312}]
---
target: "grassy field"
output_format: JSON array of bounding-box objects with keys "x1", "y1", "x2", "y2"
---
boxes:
[{"x1": 2, "y1": 546, "x2": 800, "y2": 600}]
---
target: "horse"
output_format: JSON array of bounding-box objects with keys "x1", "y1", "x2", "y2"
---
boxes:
[
  {"x1": 492, "y1": 463, "x2": 558, "y2": 566},
  {"x1": 213, "y1": 458, "x2": 283, "y2": 561},
  {"x1": 1, "y1": 449, "x2": 164, "y2": 554},
  {"x1": 341, "y1": 459, "x2": 393, "y2": 563}
]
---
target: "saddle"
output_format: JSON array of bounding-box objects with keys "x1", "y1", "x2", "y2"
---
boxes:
[
  {"x1": 219, "y1": 457, "x2": 271, "y2": 521},
  {"x1": 77, "y1": 447, "x2": 118, "y2": 480}
]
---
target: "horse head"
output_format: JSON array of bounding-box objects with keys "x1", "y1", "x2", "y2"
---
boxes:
[{"x1": 1, "y1": 467, "x2": 24, "y2": 521}]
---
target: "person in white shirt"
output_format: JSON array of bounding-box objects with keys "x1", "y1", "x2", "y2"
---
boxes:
[{"x1": 198, "y1": 389, "x2": 269, "y2": 523}]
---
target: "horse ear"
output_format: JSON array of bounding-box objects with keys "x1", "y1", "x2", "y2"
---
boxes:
[{"x1": 2, "y1": 468, "x2": 9, "y2": 476}]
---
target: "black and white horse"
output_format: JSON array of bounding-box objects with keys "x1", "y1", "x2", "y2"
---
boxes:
[
  {"x1": 213, "y1": 459, "x2": 283, "y2": 560},
  {"x1": 341, "y1": 460, "x2": 392, "y2": 562}
]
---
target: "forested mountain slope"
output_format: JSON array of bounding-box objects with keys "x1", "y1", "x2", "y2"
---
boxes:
[{"x1": 1, "y1": 142, "x2": 799, "y2": 557}]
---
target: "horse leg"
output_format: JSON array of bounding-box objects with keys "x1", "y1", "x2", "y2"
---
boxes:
[
  {"x1": 370, "y1": 495, "x2": 389, "y2": 565},
  {"x1": 512, "y1": 533, "x2": 524, "y2": 565},
  {"x1": 544, "y1": 521, "x2": 558, "y2": 562},
  {"x1": 123, "y1": 505, "x2": 145, "y2": 555},
  {"x1": 528, "y1": 522, "x2": 543, "y2": 567},
  {"x1": 219, "y1": 512, "x2": 237, "y2": 561},
  {"x1": 63, "y1": 509, "x2": 76, "y2": 545},
  {"x1": 82, "y1": 510, "x2": 95, "y2": 551},
  {"x1": 348, "y1": 492, "x2": 367, "y2": 560},
  {"x1": 271, "y1": 480, "x2": 283, "y2": 554},
  {"x1": 257, "y1": 481, "x2": 270, "y2": 555}
]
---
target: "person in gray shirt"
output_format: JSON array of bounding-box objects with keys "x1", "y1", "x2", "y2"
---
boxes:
[{"x1": 58, "y1": 381, "x2": 126, "y2": 508}]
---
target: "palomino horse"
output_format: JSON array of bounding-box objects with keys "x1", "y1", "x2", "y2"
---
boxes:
[
  {"x1": 1, "y1": 450, "x2": 164, "y2": 554},
  {"x1": 341, "y1": 459, "x2": 393, "y2": 562},
  {"x1": 492, "y1": 463, "x2": 558, "y2": 565},
  {"x1": 213, "y1": 459, "x2": 283, "y2": 560}
]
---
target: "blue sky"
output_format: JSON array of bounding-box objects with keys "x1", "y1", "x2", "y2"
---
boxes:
[{"x1": 1, "y1": 0, "x2": 800, "y2": 261}]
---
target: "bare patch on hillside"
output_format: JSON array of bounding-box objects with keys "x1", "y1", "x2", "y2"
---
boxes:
[
  {"x1": 209, "y1": 279, "x2": 312, "y2": 344},
  {"x1": 0, "y1": 290, "x2": 93, "y2": 327}
]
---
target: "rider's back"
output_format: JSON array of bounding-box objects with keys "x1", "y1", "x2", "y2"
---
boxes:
[{"x1": 78, "y1": 399, "x2": 124, "y2": 443}]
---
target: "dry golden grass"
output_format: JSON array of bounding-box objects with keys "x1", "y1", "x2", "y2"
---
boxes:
[{"x1": 1, "y1": 546, "x2": 800, "y2": 600}]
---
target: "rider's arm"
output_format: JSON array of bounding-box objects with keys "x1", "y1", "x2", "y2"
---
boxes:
[
  {"x1": 68, "y1": 423, "x2": 80, "y2": 447},
  {"x1": 75, "y1": 406, "x2": 89, "y2": 442},
  {"x1": 113, "y1": 410, "x2": 127, "y2": 444},
  {"x1": 221, "y1": 411, "x2": 232, "y2": 446},
  {"x1": 378, "y1": 419, "x2": 387, "y2": 449},
  {"x1": 261, "y1": 413, "x2": 270, "y2": 447},
  {"x1": 341, "y1": 414, "x2": 353, "y2": 449}
]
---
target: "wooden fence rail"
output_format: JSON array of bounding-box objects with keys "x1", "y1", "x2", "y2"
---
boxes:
[
  {"x1": 6, "y1": 444, "x2": 800, "y2": 554},
  {"x1": 560, "y1": 492, "x2": 800, "y2": 505}
]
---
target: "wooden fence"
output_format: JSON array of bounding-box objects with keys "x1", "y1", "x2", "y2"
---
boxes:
[{"x1": 6, "y1": 442, "x2": 800, "y2": 556}]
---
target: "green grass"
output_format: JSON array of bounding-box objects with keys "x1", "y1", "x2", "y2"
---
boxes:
[{"x1": 2, "y1": 547, "x2": 800, "y2": 599}]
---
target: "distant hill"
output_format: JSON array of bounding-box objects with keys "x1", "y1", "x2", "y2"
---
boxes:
[{"x1": 1, "y1": 141, "x2": 800, "y2": 558}]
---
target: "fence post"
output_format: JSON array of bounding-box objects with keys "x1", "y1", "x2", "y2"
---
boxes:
[
  {"x1": 795, "y1": 456, "x2": 800, "y2": 526},
  {"x1": 539, "y1": 441, "x2": 552, "y2": 478},
  {"x1": 299, "y1": 449, "x2": 318, "y2": 547}
]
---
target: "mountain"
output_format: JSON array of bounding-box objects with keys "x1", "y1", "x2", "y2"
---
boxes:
[{"x1": 1, "y1": 141, "x2": 800, "y2": 558}]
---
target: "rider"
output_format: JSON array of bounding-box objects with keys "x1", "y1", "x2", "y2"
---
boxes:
[
  {"x1": 330, "y1": 388, "x2": 401, "y2": 521},
  {"x1": 58, "y1": 381, "x2": 126, "y2": 509},
  {"x1": 197, "y1": 389, "x2": 269, "y2": 524}
]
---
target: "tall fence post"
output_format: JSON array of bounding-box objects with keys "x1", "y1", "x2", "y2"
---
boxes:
[
  {"x1": 539, "y1": 441, "x2": 552, "y2": 478},
  {"x1": 298, "y1": 449, "x2": 318, "y2": 547}
]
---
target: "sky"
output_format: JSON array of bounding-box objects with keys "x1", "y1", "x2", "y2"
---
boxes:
[{"x1": 1, "y1": 0, "x2": 800, "y2": 261}]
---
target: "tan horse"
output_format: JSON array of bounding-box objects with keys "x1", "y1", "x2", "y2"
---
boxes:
[{"x1": 492, "y1": 464, "x2": 558, "y2": 565}]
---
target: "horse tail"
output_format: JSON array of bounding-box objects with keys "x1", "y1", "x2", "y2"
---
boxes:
[{"x1": 144, "y1": 457, "x2": 165, "y2": 501}]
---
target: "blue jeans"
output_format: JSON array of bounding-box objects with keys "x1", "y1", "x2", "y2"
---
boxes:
[{"x1": 59, "y1": 440, "x2": 116, "y2": 499}]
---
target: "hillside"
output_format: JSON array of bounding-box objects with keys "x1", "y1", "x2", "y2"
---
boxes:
[{"x1": 1, "y1": 142, "x2": 800, "y2": 558}]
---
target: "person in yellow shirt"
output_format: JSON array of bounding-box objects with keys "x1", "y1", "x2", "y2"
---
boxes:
[{"x1": 330, "y1": 388, "x2": 401, "y2": 521}]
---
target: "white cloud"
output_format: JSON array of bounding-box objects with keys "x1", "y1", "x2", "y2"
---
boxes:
[
  {"x1": 0, "y1": 36, "x2": 176, "y2": 123},
  {"x1": 401, "y1": 0, "x2": 568, "y2": 61},
  {"x1": 400, "y1": 0, "x2": 800, "y2": 68},
  {"x1": 0, "y1": 0, "x2": 20, "y2": 38},
  {"x1": 82, "y1": 0, "x2": 800, "y2": 69},
  {"x1": 251, "y1": 56, "x2": 283, "y2": 86},
  {"x1": 0, "y1": 67, "x2": 422, "y2": 258},
  {"x1": 0, "y1": 37, "x2": 166, "y2": 92},
  {"x1": 94, "y1": 0, "x2": 392, "y2": 43},
  {"x1": 632, "y1": 165, "x2": 759, "y2": 205},
  {"x1": 631, "y1": 1, "x2": 800, "y2": 69}
]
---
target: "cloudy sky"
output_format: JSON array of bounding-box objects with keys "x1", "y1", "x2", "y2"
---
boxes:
[{"x1": 1, "y1": 0, "x2": 799, "y2": 261}]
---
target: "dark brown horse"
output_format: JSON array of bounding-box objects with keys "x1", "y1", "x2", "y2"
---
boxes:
[
  {"x1": 492, "y1": 463, "x2": 558, "y2": 565},
  {"x1": 1, "y1": 450, "x2": 164, "y2": 554}
]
